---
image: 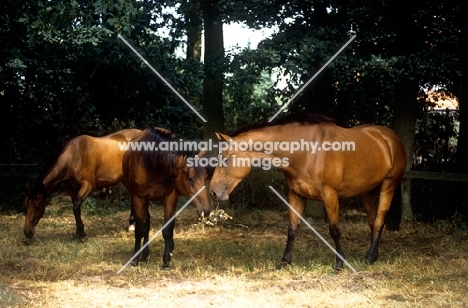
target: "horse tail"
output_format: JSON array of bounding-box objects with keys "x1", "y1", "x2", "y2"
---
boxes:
[{"x1": 385, "y1": 182, "x2": 402, "y2": 231}]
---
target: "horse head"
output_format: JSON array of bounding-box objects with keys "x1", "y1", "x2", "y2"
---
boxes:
[
  {"x1": 209, "y1": 132, "x2": 252, "y2": 201},
  {"x1": 23, "y1": 185, "x2": 46, "y2": 238},
  {"x1": 175, "y1": 152, "x2": 211, "y2": 217}
]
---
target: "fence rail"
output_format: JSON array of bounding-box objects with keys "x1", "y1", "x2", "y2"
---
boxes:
[
  {"x1": 2, "y1": 170, "x2": 468, "y2": 182},
  {"x1": 245, "y1": 170, "x2": 468, "y2": 182}
]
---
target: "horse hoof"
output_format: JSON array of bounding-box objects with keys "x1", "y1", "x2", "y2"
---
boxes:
[
  {"x1": 334, "y1": 267, "x2": 344, "y2": 273},
  {"x1": 276, "y1": 262, "x2": 289, "y2": 270},
  {"x1": 365, "y1": 253, "x2": 378, "y2": 264},
  {"x1": 162, "y1": 264, "x2": 171, "y2": 270},
  {"x1": 74, "y1": 234, "x2": 88, "y2": 242},
  {"x1": 128, "y1": 224, "x2": 135, "y2": 232}
]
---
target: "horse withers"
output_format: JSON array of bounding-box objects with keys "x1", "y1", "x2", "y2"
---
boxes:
[
  {"x1": 23, "y1": 128, "x2": 141, "y2": 239},
  {"x1": 122, "y1": 127, "x2": 211, "y2": 269},
  {"x1": 209, "y1": 114, "x2": 406, "y2": 270}
]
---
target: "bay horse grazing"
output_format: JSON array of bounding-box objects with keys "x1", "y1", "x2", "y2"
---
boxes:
[
  {"x1": 24, "y1": 128, "x2": 142, "y2": 239},
  {"x1": 122, "y1": 127, "x2": 211, "y2": 268},
  {"x1": 209, "y1": 114, "x2": 406, "y2": 270}
]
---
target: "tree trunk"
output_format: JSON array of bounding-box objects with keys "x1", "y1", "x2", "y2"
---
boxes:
[
  {"x1": 391, "y1": 80, "x2": 420, "y2": 220},
  {"x1": 185, "y1": 0, "x2": 202, "y2": 62},
  {"x1": 201, "y1": 0, "x2": 225, "y2": 141},
  {"x1": 456, "y1": 90, "x2": 467, "y2": 164}
]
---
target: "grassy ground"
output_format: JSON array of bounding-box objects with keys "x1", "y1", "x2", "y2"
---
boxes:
[{"x1": 1, "y1": 196, "x2": 468, "y2": 307}]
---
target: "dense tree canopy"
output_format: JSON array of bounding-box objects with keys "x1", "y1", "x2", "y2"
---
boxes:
[{"x1": 1, "y1": 0, "x2": 467, "y2": 218}]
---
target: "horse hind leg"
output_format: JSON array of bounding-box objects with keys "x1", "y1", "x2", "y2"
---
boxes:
[
  {"x1": 364, "y1": 181, "x2": 397, "y2": 264},
  {"x1": 359, "y1": 189, "x2": 380, "y2": 264}
]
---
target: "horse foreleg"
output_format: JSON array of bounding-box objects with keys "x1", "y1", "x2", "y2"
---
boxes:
[
  {"x1": 323, "y1": 191, "x2": 345, "y2": 270},
  {"x1": 162, "y1": 191, "x2": 177, "y2": 269},
  {"x1": 277, "y1": 191, "x2": 306, "y2": 270},
  {"x1": 365, "y1": 181, "x2": 396, "y2": 264},
  {"x1": 131, "y1": 196, "x2": 150, "y2": 266}
]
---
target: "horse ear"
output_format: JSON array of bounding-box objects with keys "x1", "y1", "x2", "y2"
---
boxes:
[{"x1": 215, "y1": 132, "x2": 231, "y2": 142}]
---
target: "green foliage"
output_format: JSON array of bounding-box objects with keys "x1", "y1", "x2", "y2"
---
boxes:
[
  {"x1": 1, "y1": 0, "x2": 467, "y2": 220},
  {"x1": 414, "y1": 110, "x2": 459, "y2": 168},
  {"x1": 229, "y1": 170, "x2": 287, "y2": 211},
  {"x1": 1, "y1": 0, "x2": 204, "y2": 152},
  {"x1": 82, "y1": 184, "x2": 131, "y2": 216},
  {"x1": 1, "y1": 0, "x2": 204, "y2": 211},
  {"x1": 411, "y1": 179, "x2": 468, "y2": 224}
]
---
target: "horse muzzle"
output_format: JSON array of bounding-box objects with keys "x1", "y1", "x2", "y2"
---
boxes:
[
  {"x1": 24, "y1": 228, "x2": 35, "y2": 238},
  {"x1": 210, "y1": 189, "x2": 228, "y2": 201}
]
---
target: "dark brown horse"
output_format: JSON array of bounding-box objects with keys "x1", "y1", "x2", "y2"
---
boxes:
[
  {"x1": 24, "y1": 128, "x2": 142, "y2": 239},
  {"x1": 122, "y1": 127, "x2": 211, "y2": 268},
  {"x1": 209, "y1": 114, "x2": 406, "y2": 270}
]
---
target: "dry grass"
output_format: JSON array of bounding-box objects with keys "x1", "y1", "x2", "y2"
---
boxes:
[{"x1": 1, "y1": 197, "x2": 468, "y2": 307}]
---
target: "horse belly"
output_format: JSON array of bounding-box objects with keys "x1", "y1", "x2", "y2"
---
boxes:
[
  {"x1": 290, "y1": 152, "x2": 390, "y2": 200},
  {"x1": 94, "y1": 148, "x2": 126, "y2": 185},
  {"x1": 334, "y1": 163, "x2": 390, "y2": 198}
]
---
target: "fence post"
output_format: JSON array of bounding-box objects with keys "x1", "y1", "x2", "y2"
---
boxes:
[{"x1": 401, "y1": 177, "x2": 413, "y2": 220}]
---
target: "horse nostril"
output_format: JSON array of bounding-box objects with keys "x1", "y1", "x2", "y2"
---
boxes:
[{"x1": 210, "y1": 190, "x2": 218, "y2": 200}]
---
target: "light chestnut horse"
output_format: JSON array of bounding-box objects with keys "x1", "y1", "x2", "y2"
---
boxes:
[
  {"x1": 209, "y1": 114, "x2": 406, "y2": 270},
  {"x1": 24, "y1": 128, "x2": 141, "y2": 239},
  {"x1": 122, "y1": 127, "x2": 211, "y2": 268}
]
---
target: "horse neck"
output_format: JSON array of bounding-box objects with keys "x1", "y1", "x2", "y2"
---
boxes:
[
  {"x1": 233, "y1": 126, "x2": 305, "y2": 157},
  {"x1": 39, "y1": 156, "x2": 69, "y2": 195},
  {"x1": 231, "y1": 124, "x2": 328, "y2": 174}
]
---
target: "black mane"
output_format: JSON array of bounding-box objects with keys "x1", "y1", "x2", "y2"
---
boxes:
[
  {"x1": 230, "y1": 113, "x2": 336, "y2": 137},
  {"x1": 138, "y1": 127, "x2": 199, "y2": 174}
]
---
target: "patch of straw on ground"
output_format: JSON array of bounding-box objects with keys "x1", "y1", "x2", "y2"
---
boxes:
[{"x1": 1, "y1": 201, "x2": 468, "y2": 307}]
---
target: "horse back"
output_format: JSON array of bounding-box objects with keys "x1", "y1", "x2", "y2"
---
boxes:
[
  {"x1": 55, "y1": 130, "x2": 141, "y2": 187},
  {"x1": 103, "y1": 128, "x2": 142, "y2": 142}
]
